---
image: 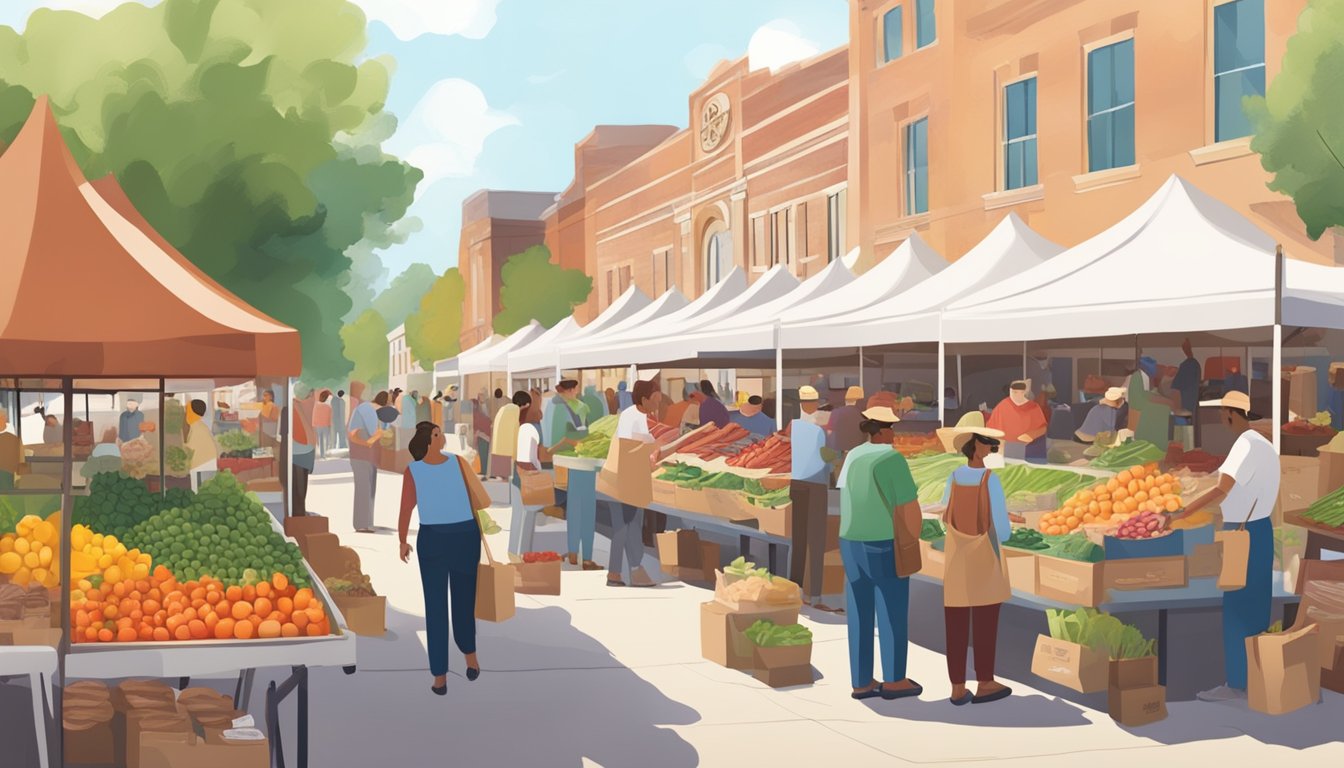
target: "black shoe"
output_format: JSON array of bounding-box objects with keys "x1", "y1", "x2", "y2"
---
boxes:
[
  {"x1": 950, "y1": 691, "x2": 973, "y2": 706},
  {"x1": 466, "y1": 667, "x2": 481, "y2": 682},
  {"x1": 880, "y1": 679, "x2": 923, "y2": 700},
  {"x1": 431, "y1": 684, "x2": 447, "y2": 696},
  {"x1": 851, "y1": 682, "x2": 883, "y2": 700},
  {"x1": 972, "y1": 685, "x2": 1012, "y2": 704}
]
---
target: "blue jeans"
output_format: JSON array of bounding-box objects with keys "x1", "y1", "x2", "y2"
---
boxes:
[
  {"x1": 1223, "y1": 517, "x2": 1273, "y2": 689},
  {"x1": 566, "y1": 469, "x2": 598, "y2": 560},
  {"x1": 840, "y1": 538, "x2": 910, "y2": 688},
  {"x1": 417, "y1": 521, "x2": 481, "y2": 677}
]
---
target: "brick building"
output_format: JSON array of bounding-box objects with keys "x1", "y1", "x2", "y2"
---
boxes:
[{"x1": 457, "y1": 190, "x2": 556, "y2": 349}]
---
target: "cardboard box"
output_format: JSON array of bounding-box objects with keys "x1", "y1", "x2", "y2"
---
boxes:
[
  {"x1": 310, "y1": 545, "x2": 361, "y2": 580},
  {"x1": 752, "y1": 664, "x2": 814, "y2": 688},
  {"x1": 753, "y1": 504, "x2": 791, "y2": 538},
  {"x1": 1030, "y1": 634, "x2": 1109, "y2": 693},
  {"x1": 63, "y1": 701, "x2": 115, "y2": 766},
  {"x1": 1320, "y1": 641, "x2": 1344, "y2": 694},
  {"x1": 1189, "y1": 542, "x2": 1222, "y2": 579},
  {"x1": 822, "y1": 549, "x2": 845, "y2": 595},
  {"x1": 125, "y1": 707, "x2": 193, "y2": 768},
  {"x1": 919, "y1": 539, "x2": 945, "y2": 581},
  {"x1": 705, "y1": 488, "x2": 751, "y2": 521},
  {"x1": 283, "y1": 514, "x2": 329, "y2": 538},
  {"x1": 514, "y1": 560, "x2": 562, "y2": 595},
  {"x1": 1280, "y1": 455, "x2": 1322, "y2": 518},
  {"x1": 753, "y1": 642, "x2": 812, "y2": 671},
  {"x1": 826, "y1": 513, "x2": 840, "y2": 550},
  {"x1": 1109, "y1": 656, "x2": 1159, "y2": 690},
  {"x1": 139, "y1": 730, "x2": 268, "y2": 768},
  {"x1": 298, "y1": 531, "x2": 340, "y2": 562},
  {"x1": 332, "y1": 594, "x2": 386, "y2": 636},
  {"x1": 676, "y1": 540, "x2": 722, "y2": 584},
  {"x1": 1003, "y1": 549, "x2": 1037, "y2": 594},
  {"x1": 476, "y1": 561, "x2": 516, "y2": 622},
  {"x1": 1103, "y1": 556, "x2": 1187, "y2": 591},
  {"x1": 1035, "y1": 555, "x2": 1104, "y2": 606},
  {"x1": 675, "y1": 485, "x2": 712, "y2": 515},
  {"x1": 657, "y1": 530, "x2": 702, "y2": 572},
  {"x1": 1104, "y1": 531, "x2": 1185, "y2": 560},
  {"x1": 713, "y1": 571, "x2": 802, "y2": 613},
  {"x1": 1247, "y1": 623, "x2": 1321, "y2": 715},
  {"x1": 1319, "y1": 449, "x2": 1344, "y2": 500},
  {"x1": 700, "y1": 601, "x2": 801, "y2": 670},
  {"x1": 1108, "y1": 684, "x2": 1167, "y2": 727},
  {"x1": 652, "y1": 479, "x2": 678, "y2": 507}
]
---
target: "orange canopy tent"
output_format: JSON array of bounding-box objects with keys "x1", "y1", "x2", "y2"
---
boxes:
[{"x1": 0, "y1": 97, "x2": 301, "y2": 378}]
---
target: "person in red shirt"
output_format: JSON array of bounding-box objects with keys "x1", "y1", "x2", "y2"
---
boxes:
[{"x1": 986, "y1": 380, "x2": 1048, "y2": 447}]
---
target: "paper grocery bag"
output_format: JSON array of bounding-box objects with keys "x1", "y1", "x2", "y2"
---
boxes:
[
  {"x1": 1215, "y1": 529, "x2": 1249, "y2": 591},
  {"x1": 598, "y1": 437, "x2": 653, "y2": 508},
  {"x1": 1247, "y1": 623, "x2": 1321, "y2": 715},
  {"x1": 475, "y1": 535, "x2": 515, "y2": 622},
  {"x1": 518, "y1": 468, "x2": 556, "y2": 507}
]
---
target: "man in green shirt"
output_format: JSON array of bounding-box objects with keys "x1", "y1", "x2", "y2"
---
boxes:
[
  {"x1": 546, "y1": 380, "x2": 589, "y2": 451},
  {"x1": 837, "y1": 405, "x2": 923, "y2": 701},
  {"x1": 547, "y1": 380, "x2": 601, "y2": 570}
]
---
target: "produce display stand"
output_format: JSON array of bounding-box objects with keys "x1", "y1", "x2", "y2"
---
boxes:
[
  {"x1": 1285, "y1": 508, "x2": 1344, "y2": 560},
  {"x1": 596, "y1": 490, "x2": 793, "y2": 574}
]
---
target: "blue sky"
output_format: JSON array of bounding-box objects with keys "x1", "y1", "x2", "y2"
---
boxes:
[{"x1": 4, "y1": 0, "x2": 849, "y2": 285}]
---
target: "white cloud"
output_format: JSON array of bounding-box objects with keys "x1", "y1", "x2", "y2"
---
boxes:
[
  {"x1": 352, "y1": 0, "x2": 499, "y2": 42},
  {"x1": 392, "y1": 78, "x2": 519, "y2": 193},
  {"x1": 747, "y1": 19, "x2": 821, "y2": 73}
]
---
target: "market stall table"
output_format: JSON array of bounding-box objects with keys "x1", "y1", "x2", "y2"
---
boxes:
[
  {"x1": 0, "y1": 645, "x2": 57, "y2": 768},
  {"x1": 1286, "y1": 508, "x2": 1344, "y2": 560}
]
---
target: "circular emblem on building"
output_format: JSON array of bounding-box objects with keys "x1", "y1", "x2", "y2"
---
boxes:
[{"x1": 699, "y1": 93, "x2": 731, "y2": 153}]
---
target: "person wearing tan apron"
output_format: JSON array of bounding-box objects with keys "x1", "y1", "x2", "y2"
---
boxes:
[{"x1": 942, "y1": 428, "x2": 1013, "y2": 705}]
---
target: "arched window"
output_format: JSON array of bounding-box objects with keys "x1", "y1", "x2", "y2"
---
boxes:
[{"x1": 704, "y1": 227, "x2": 733, "y2": 288}]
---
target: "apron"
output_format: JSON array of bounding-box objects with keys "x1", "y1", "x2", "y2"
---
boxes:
[{"x1": 942, "y1": 470, "x2": 1011, "y2": 608}]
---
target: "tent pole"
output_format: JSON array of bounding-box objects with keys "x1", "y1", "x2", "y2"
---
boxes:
[
  {"x1": 775, "y1": 325, "x2": 784, "y2": 431},
  {"x1": 1022, "y1": 341, "x2": 1028, "y2": 381},
  {"x1": 1272, "y1": 324, "x2": 1283, "y2": 454},
  {"x1": 858, "y1": 346, "x2": 864, "y2": 392},
  {"x1": 56, "y1": 375, "x2": 74, "y2": 768},
  {"x1": 956, "y1": 353, "x2": 963, "y2": 409},
  {"x1": 938, "y1": 340, "x2": 946, "y2": 427},
  {"x1": 284, "y1": 379, "x2": 292, "y2": 518},
  {"x1": 158, "y1": 379, "x2": 166, "y2": 498}
]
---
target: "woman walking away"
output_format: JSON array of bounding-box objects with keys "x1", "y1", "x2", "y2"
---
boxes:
[
  {"x1": 400, "y1": 421, "x2": 492, "y2": 695},
  {"x1": 940, "y1": 427, "x2": 1013, "y2": 705},
  {"x1": 838, "y1": 406, "x2": 923, "y2": 701}
]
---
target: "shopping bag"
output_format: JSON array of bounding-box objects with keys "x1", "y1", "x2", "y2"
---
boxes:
[
  {"x1": 1246, "y1": 623, "x2": 1321, "y2": 715},
  {"x1": 475, "y1": 531, "x2": 515, "y2": 622},
  {"x1": 597, "y1": 437, "x2": 653, "y2": 508},
  {"x1": 455, "y1": 454, "x2": 493, "y2": 512},
  {"x1": 518, "y1": 468, "x2": 556, "y2": 507},
  {"x1": 894, "y1": 506, "x2": 923, "y2": 578},
  {"x1": 1215, "y1": 529, "x2": 1249, "y2": 590}
]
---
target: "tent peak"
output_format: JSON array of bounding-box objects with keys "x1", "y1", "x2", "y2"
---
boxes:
[{"x1": 7, "y1": 95, "x2": 87, "y2": 186}]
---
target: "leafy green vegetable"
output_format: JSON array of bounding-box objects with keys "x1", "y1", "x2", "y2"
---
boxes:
[
  {"x1": 1043, "y1": 533, "x2": 1104, "y2": 563},
  {"x1": 725, "y1": 556, "x2": 772, "y2": 581},
  {"x1": 745, "y1": 619, "x2": 813, "y2": 647},
  {"x1": 920, "y1": 519, "x2": 946, "y2": 541},
  {"x1": 1089, "y1": 440, "x2": 1165, "y2": 470},
  {"x1": 1044, "y1": 608, "x2": 1154, "y2": 659},
  {"x1": 1004, "y1": 527, "x2": 1049, "y2": 551}
]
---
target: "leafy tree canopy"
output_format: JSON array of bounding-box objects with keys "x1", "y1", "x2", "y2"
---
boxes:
[
  {"x1": 493, "y1": 246, "x2": 593, "y2": 336},
  {"x1": 372, "y1": 263, "x2": 437, "y2": 331},
  {"x1": 339, "y1": 308, "x2": 390, "y2": 389},
  {"x1": 405, "y1": 269, "x2": 465, "y2": 370}
]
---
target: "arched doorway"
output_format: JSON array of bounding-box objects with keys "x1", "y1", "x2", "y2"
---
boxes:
[{"x1": 703, "y1": 219, "x2": 733, "y2": 289}]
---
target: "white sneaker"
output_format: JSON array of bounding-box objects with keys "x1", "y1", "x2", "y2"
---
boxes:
[{"x1": 1196, "y1": 684, "x2": 1246, "y2": 702}]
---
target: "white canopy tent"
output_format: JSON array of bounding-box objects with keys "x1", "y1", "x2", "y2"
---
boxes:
[
  {"x1": 780, "y1": 239, "x2": 946, "y2": 336},
  {"x1": 503, "y1": 315, "x2": 584, "y2": 379},
  {"x1": 1284, "y1": 259, "x2": 1344, "y2": 331},
  {"x1": 435, "y1": 334, "x2": 501, "y2": 378},
  {"x1": 459, "y1": 320, "x2": 546, "y2": 376},
  {"x1": 941, "y1": 177, "x2": 1277, "y2": 343},
  {"x1": 552, "y1": 287, "x2": 688, "y2": 356},
  {"x1": 560, "y1": 268, "x2": 749, "y2": 370}
]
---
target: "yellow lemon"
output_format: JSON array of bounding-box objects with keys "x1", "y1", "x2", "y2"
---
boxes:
[{"x1": 0, "y1": 551, "x2": 21, "y2": 574}]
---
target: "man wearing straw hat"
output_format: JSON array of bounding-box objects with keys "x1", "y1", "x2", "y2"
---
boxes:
[
  {"x1": 827, "y1": 386, "x2": 867, "y2": 457},
  {"x1": 1074, "y1": 387, "x2": 1126, "y2": 444},
  {"x1": 1172, "y1": 391, "x2": 1278, "y2": 703}
]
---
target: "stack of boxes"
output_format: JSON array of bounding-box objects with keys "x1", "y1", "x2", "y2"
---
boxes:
[
  {"x1": 1106, "y1": 656, "x2": 1167, "y2": 727},
  {"x1": 285, "y1": 516, "x2": 385, "y2": 637},
  {"x1": 698, "y1": 567, "x2": 812, "y2": 688}
]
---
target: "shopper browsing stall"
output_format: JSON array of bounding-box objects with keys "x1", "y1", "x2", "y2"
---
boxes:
[
  {"x1": 1173, "y1": 391, "x2": 1278, "y2": 703},
  {"x1": 550, "y1": 381, "x2": 601, "y2": 570},
  {"x1": 348, "y1": 391, "x2": 388, "y2": 533},
  {"x1": 509, "y1": 390, "x2": 545, "y2": 557},
  {"x1": 797, "y1": 385, "x2": 829, "y2": 427},
  {"x1": 939, "y1": 427, "x2": 1013, "y2": 706},
  {"x1": 986, "y1": 380, "x2": 1047, "y2": 457},
  {"x1": 609, "y1": 380, "x2": 661, "y2": 588},
  {"x1": 1075, "y1": 387, "x2": 1126, "y2": 444},
  {"x1": 837, "y1": 405, "x2": 922, "y2": 700},
  {"x1": 790, "y1": 408, "x2": 832, "y2": 608},
  {"x1": 730, "y1": 395, "x2": 775, "y2": 437},
  {"x1": 185, "y1": 400, "x2": 218, "y2": 490},
  {"x1": 691, "y1": 380, "x2": 729, "y2": 428}
]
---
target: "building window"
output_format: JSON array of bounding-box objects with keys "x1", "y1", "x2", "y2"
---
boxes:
[
  {"x1": 606, "y1": 269, "x2": 615, "y2": 305},
  {"x1": 705, "y1": 228, "x2": 733, "y2": 288},
  {"x1": 796, "y1": 202, "x2": 807, "y2": 266},
  {"x1": 1004, "y1": 77, "x2": 1038, "y2": 190},
  {"x1": 904, "y1": 117, "x2": 929, "y2": 215},
  {"x1": 751, "y1": 215, "x2": 767, "y2": 267},
  {"x1": 664, "y1": 249, "x2": 675, "y2": 290},
  {"x1": 1214, "y1": 0, "x2": 1265, "y2": 142},
  {"x1": 882, "y1": 7, "x2": 903, "y2": 63},
  {"x1": 618, "y1": 265, "x2": 632, "y2": 294},
  {"x1": 826, "y1": 190, "x2": 846, "y2": 263},
  {"x1": 916, "y1": 0, "x2": 935, "y2": 48},
  {"x1": 769, "y1": 211, "x2": 780, "y2": 265},
  {"x1": 1086, "y1": 38, "x2": 1136, "y2": 173}
]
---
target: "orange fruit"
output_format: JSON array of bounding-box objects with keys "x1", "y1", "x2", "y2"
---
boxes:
[
  {"x1": 277, "y1": 597, "x2": 294, "y2": 616},
  {"x1": 242, "y1": 585, "x2": 256, "y2": 602},
  {"x1": 84, "y1": 626, "x2": 99, "y2": 642},
  {"x1": 231, "y1": 602, "x2": 253, "y2": 621},
  {"x1": 273, "y1": 573, "x2": 289, "y2": 591},
  {"x1": 258, "y1": 620, "x2": 282, "y2": 639},
  {"x1": 117, "y1": 626, "x2": 138, "y2": 642},
  {"x1": 292, "y1": 612, "x2": 310, "y2": 631},
  {"x1": 254, "y1": 598, "x2": 273, "y2": 618},
  {"x1": 138, "y1": 625, "x2": 155, "y2": 641},
  {"x1": 306, "y1": 623, "x2": 325, "y2": 637},
  {"x1": 294, "y1": 589, "x2": 313, "y2": 611},
  {"x1": 234, "y1": 620, "x2": 254, "y2": 640},
  {"x1": 97, "y1": 628, "x2": 114, "y2": 642},
  {"x1": 226, "y1": 585, "x2": 243, "y2": 602},
  {"x1": 281, "y1": 622, "x2": 300, "y2": 638},
  {"x1": 151, "y1": 626, "x2": 170, "y2": 642},
  {"x1": 215, "y1": 618, "x2": 236, "y2": 639},
  {"x1": 256, "y1": 581, "x2": 272, "y2": 599},
  {"x1": 174, "y1": 625, "x2": 191, "y2": 641},
  {"x1": 206, "y1": 591, "x2": 222, "y2": 605}
]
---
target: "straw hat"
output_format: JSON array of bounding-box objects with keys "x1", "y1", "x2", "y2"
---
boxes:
[
  {"x1": 949, "y1": 426, "x2": 1005, "y2": 452},
  {"x1": 844, "y1": 386, "x2": 865, "y2": 402},
  {"x1": 861, "y1": 405, "x2": 900, "y2": 423},
  {"x1": 1101, "y1": 387, "x2": 1127, "y2": 406},
  {"x1": 1200, "y1": 391, "x2": 1261, "y2": 420},
  {"x1": 798, "y1": 385, "x2": 820, "y2": 401}
]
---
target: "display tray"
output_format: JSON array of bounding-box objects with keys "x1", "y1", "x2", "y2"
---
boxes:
[
  {"x1": 1285, "y1": 508, "x2": 1344, "y2": 542},
  {"x1": 552, "y1": 455, "x2": 604, "y2": 472}
]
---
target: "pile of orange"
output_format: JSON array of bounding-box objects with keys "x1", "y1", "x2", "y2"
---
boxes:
[
  {"x1": 1038, "y1": 463, "x2": 1183, "y2": 536},
  {"x1": 70, "y1": 565, "x2": 330, "y2": 643}
]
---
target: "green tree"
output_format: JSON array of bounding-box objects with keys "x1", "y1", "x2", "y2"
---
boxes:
[
  {"x1": 0, "y1": 0, "x2": 421, "y2": 382},
  {"x1": 372, "y1": 263, "x2": 437, "y2": 330},
  {"x1": 406, "y1": 268, "x2": 466, "y2": 369},
  {"x1": 340, "y1": 309, "x2": 390, "y2": 389},
  {"x1": 493, "y1": 245, "x2": 593, "y2": 335},
  {"x1": 1248, "y1": 0, "x2": 1344, "y2": 240}
]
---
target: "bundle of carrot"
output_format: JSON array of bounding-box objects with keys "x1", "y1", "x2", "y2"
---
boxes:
[
  {"x1": 671, "y1": 423, "x2": 752, "y2": 459},
  {"x1": 726, "y1": 434, "x2": 791, "y2": 472}
]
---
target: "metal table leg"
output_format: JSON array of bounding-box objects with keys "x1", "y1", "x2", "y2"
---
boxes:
[
  {"x1": 767, "y1": 542, "x2": 779, "y2": 575},
  {"x1": 1157, "y1": 608, "x2": 1168, "y2": 686},
  {"x1": 739, "y1": 534, "x2": 750, "y2": 559},
  {"x1": 266, "y1": 666, "x2": 309, "y2": 768}
]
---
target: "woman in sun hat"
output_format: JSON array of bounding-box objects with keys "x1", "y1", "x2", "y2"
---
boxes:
[
  {"x1": 936, "y1": 426, "x2": 1013, "y2": 705},
  {"x1": 837, "y1": 405, "x2": 923, "y2": 701}
]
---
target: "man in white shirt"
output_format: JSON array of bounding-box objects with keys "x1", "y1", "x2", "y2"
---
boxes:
[
  {"x1": 1172, "y1": 391, "x2": 1278, "y2": 702},
  {"x1": 608, "y1": 380, "x2": 661, "y2": 588},
  {"x1": 798, "y1": 385, "x2": 829, "y2": 427},
  {"x1": 509, "y1": 391, "x2": 545, "y2": 557}
]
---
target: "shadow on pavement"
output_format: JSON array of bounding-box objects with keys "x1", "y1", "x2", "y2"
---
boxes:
[{"x1": 860, "y1": 691, "x2": 1092, "y2": 728}]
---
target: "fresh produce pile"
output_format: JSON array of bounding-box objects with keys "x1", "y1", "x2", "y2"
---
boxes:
[
  {"x1": 1283, "y1": 417, "x2": 1335, "y2": 436},
  {"x1": 69, "y1": 523, "x2": 152, "y2": 586},
  {"x1": 1038, "y1": 464, "x2": 1181, "y2": 535},
  {"x1": 646, "y1": 417, "x2": 677, "y2": 442},
  {"x1": 1164, "y1": 444, "x2": 1223, "y2": 474},
  {"x1": 725, "y1": 433, "x2": 791, "y2": 472},
  {"x1": 1302, "y1": 484, "x2": 1344, "y2": 529},
  {"x1": 1043, "y1": 533, "x2": 1104, "y2": 563},
  {"x1": 909, "y1": 454, "x2": 967, "y2": 504},
  {"x1": 671, "y1": 423, "x2": 754, "y2": 460},
  {"x1": 725, "y1": 555, "x2": 773, "y2": 580},
  {"x1": 1113, "y1": 511, "x2": 1173, "y2": 540},
  {"x1": 73, "y1": 473, "x2": 195, "y2": 540},
  {"x1": 1046, "y1": 607, "x2": 1155, "y2": 659},
  {"x1": 0, "y1": 512, "x2": 63, "y2": 587},
  {"x1": 165, "y1": 445, "x2": 194, "y2": 477},
  {"x1": 740, "y1": 478, "x2": 790, "y2": 509},
  {"x1": 920, "y1": 519, "x2": 946, "y2": 541},
  {"x1": 1089, "y1": 440, "x2": 1165, "y2": 470},
  {"x1": 745, "y1": 620, "x2": 813, "y2": 647},
  {"x1": 216, "y1": 430, "x2": 258, "y2": 459},
  {"x1": 119, "y1": 437, "x2": 158, "y2": 480},
  {"x1": 323, "y1": 573, "x2": 375, "y2": 597},
  {"x1": 554, "y1": 415, "x2": 619, "y2": 458},
  {"x1": 123, "y1": 472, "x2": 309, "y2": 588},
  {"x1": 521, "y1": 551, "x2": 562, "y2": 564},
  {"x1": 1004, "y1": 528, "x2": 1049, "y2": 551},
  {"x1": 656, "y1": 463, "x2": 746, "y2": 491},
  {"x1": 996, "y1": 464, "x2": 1097, "y2": 505},
  {"x1": 892, "y1": 432, "x2": 942, "y2": 458},
  {"x1": 720, "y1": 575, "x2": 801, "y2": 606},
  {"x1": 70, "y1": 567, "x2": 327, "y2": 644}
]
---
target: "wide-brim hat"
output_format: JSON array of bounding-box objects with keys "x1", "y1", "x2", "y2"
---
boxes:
[
  {"x1": 861, "y1": 406, "x2": 900, "y2": 423},
  {"x1": 949, "y1": 426, "x2": 1005, "y2": 452},
  {"x1": 845, "y1": 386, "x2": 865, "y2": 402},
  {"x1": 1102, "y1": 387, "x2": 1127, "y2": 406},
  {"x1": 1200, "y1": 391, "x2": 1261, "y2": 420}
]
